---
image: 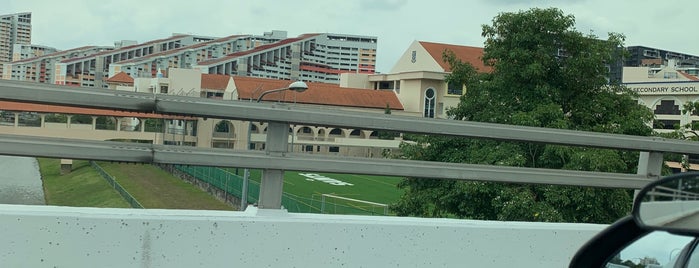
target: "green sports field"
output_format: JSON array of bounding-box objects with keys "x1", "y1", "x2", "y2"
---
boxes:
[{"x1": 228, "y1": 168, "x2": 405, "y2": 215}]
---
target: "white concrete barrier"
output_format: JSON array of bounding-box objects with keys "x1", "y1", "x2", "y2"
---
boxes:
[{"x1": 0, "y1": 205, "x2": 605, "y2": 267}]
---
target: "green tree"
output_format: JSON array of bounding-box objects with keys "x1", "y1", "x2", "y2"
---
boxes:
[{"x1": 391, "y1": 8, "x2": 655, "y2": 223}]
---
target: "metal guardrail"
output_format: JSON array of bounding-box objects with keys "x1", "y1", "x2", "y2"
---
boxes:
[
  {"x1": 0, "y1": 80, "x2": 690, "y2": 192},
  {"x1": 90, "y1": 161, "x2": 144, "y2": 208}
]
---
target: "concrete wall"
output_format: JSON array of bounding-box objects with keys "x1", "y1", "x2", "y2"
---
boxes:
[
  {"x1": 169, "y1": 68, "x2": 200, "y2": 96},
  {"x1": 0, "y1": 205, "x2": 605, "y2": 268},
  {"x1": 390, "y1": 40, "x2": 442, "y2": 74}
]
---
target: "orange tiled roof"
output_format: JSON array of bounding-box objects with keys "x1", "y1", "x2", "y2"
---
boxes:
[
  {"x1": 106, "y1": 72, "x2": 134, "y2": 84},
  {"x1": 419, "y1": 41, "x2": 492, "y2": 73},
  {"x1": 679, "y1": 71, "x2": 699, "y2": 81},
  {"x1": 233, "y1": 76, "x2": 403, "y2": 110},
  {"x1": 0, "y1": 101, "x2": 189, "y2": 119},
  {"x1": 201, "y1": 74, "x2": 230, "y2": 90}
]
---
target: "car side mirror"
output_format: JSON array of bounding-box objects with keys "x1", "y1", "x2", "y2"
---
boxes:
[{"x1": 633, "y1": 172, "x2": 699, "y2": 235}]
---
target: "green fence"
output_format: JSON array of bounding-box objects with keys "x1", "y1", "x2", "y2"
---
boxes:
[
  {"x1": 90, "y1": 161, "x2": 144, "y2": 209},
  {"x1": 173, "y1": 165, "x2": 387, "y2": 215}
]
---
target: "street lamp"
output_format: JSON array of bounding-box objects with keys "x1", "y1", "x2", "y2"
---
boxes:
[
  {"x1": 255, "y1": 81, "x2": 308, "y2": 102},
  {"x1": 240, "y1": 80, "x2": 309, "y2": 210}
]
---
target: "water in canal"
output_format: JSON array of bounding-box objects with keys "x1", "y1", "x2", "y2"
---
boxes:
[{"x1": 0, "y1": 155, "x2": 45, "y2": 205}]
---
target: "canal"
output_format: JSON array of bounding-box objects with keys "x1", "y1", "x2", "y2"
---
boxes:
[{"x1": 0, "y1": 155, "x2": 45, "y2": 205}]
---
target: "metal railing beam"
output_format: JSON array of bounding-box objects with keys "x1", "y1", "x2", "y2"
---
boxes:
[{"x1": 0, "y1": 134, "x2": 652, "y2": 189}]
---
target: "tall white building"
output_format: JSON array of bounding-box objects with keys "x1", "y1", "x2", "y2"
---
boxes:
[{"x1": 0, "y1": 12, "x2": 31, "y2": 74}]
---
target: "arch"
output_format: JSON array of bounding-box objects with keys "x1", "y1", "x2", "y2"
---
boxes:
[
  {"x1": 650, "y1": 97, "x2": 682, "y2": 115},
  {"x1": 299, "y1": 126, "x2": 314, "y2": 134},
  {"x1": 424, "y1": 87, "x2": 436, "y2": 118},
  {"x1": 329, "y1": 128, "x2": 343, "y2": 136},
  {"x1": 214, "y1": 120, "x2": 234, "y2": 133}
]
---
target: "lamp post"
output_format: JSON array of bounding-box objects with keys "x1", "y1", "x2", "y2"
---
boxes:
[{"x1": 240, "y1": 81, "x2": 308, "y2": 210}]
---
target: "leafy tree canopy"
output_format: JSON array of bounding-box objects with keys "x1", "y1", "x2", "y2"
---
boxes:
[{"x1": 391, "y1": 8, "x2": 655, "y2": 223}]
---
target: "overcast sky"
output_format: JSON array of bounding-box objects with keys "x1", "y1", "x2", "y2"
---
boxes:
[{"x1": 2, "y1": 0, "x2": 698, "y2": 73}]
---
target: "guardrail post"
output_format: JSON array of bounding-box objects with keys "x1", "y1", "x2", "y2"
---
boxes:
[
  {"x1": 637, "y1": 151, "x2": 663, "y2": 180},
  {"x1": 258, "y1": 121, "x2": 288, "y2": 209}
]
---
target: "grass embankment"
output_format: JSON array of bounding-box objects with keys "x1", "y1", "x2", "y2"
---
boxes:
[
  {"x1": 39, "y1": 158, "x2": 233, "y2": 210},
  {"x1": 97, "y1": 162, "x2": 233, "y2": 210},
  {"x1": 39, "y1": 158, "x2": 130, "y2": 208}
]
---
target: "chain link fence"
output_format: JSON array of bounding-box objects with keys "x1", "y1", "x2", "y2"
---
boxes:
[{"x1": 90, "y1": 161, "x2": 144, "y2": 208}]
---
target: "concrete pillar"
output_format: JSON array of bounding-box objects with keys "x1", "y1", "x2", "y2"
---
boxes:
[
  {"x1": 40, "y1": 114, "x2": 46, "y2": 128},
  {"x1": 636, "y1": 151, "x2": 664, "y2": 198},
  {"x1": 91, "y1": 116, "x2": 97, "y2": 130},
  {"x1": 637, "y1": 152, "x2": 663, "y2": 179},
  {"x1": 258, "y1": 121, "x2": 289, "y2": 209},
  {"x1": 140, "y1": 118, "x2": 146, "y2": 132},
  {"x1": 66, "y1": 115, "x2": 72, "y2": 129},
  {"x1": 116, "y1": 118, "x2": 122, "y2": 132},
  {"x1": 60, "y1": 159, "x2": 73, "y2": 175},
  {"x1": 13, "y1": 112, "x2": 18, "y2": 127}
]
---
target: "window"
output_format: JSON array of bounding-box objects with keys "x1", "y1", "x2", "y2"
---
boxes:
[
  {"x1": 653, "y1": 119, "x2": 680, "y2": 130},
  {"x1": 160, "y1": 85, "x2": 169, "y2": 94},
  {"x1": 378, "y1": 81, "x2": 394, "y2": 90},
  {"x1": 447, "y1": 82, "x2": 463, "y2": 95},
  {"x1": 329, "y1": 146, "x2": 340, "y2": 152},
  {"x1": 664, "y1": 72, "x2": 678, "y2": 79},
  {"x1": 424, "y1": 88, "x2": 436, "y2": 118}
]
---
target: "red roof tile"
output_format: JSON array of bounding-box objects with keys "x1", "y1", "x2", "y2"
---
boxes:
[
  {"x1": 106, "y1": 72, "x2": 134, "y2": 84},
  {"x1": 419, "y1": 41, "x2": 492, "y2": 73},
  {"x1": 232, "y1": 76, "x2": 403, "y2": 110},
  {"x1": 679, "y1": 71, "x2": 699, "y2": 81},
  {"x1": 201, "y1": 74, "x2": 230, "y2": 90},
  {"x1": 0, "y1": 101, "x2": 189, "y2": 119}
]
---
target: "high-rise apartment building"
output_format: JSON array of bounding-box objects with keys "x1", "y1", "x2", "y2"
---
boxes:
[
  {"x1": 54, "y1": 34, "x2": 203, "y2": 88},
  {"x1": 5, "y1": 29, "x2": 377, "y2": 87},
  {"x1": 624, "y1": 46, "x2": 699, "y2": 77},
  {"x1": 12, "y1": 43, "x2": 58, "y2": 61},
  {"x1": 2, "y1": 46, "x2": 112, "y2": 83},
  {"x1": 0, "y1": 12, "x2": 32, "y2": 74},
  {"x1": 194, "y1": 33, "x2": 377, "y2": 83},
  {"x1": 108, "y1": 34, "x2": 260, "y2": 80}
]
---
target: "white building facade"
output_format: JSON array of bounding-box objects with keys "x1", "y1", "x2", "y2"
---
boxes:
[{"x1": 341, "y1": 40, "x2": 489, "y2": 118}]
